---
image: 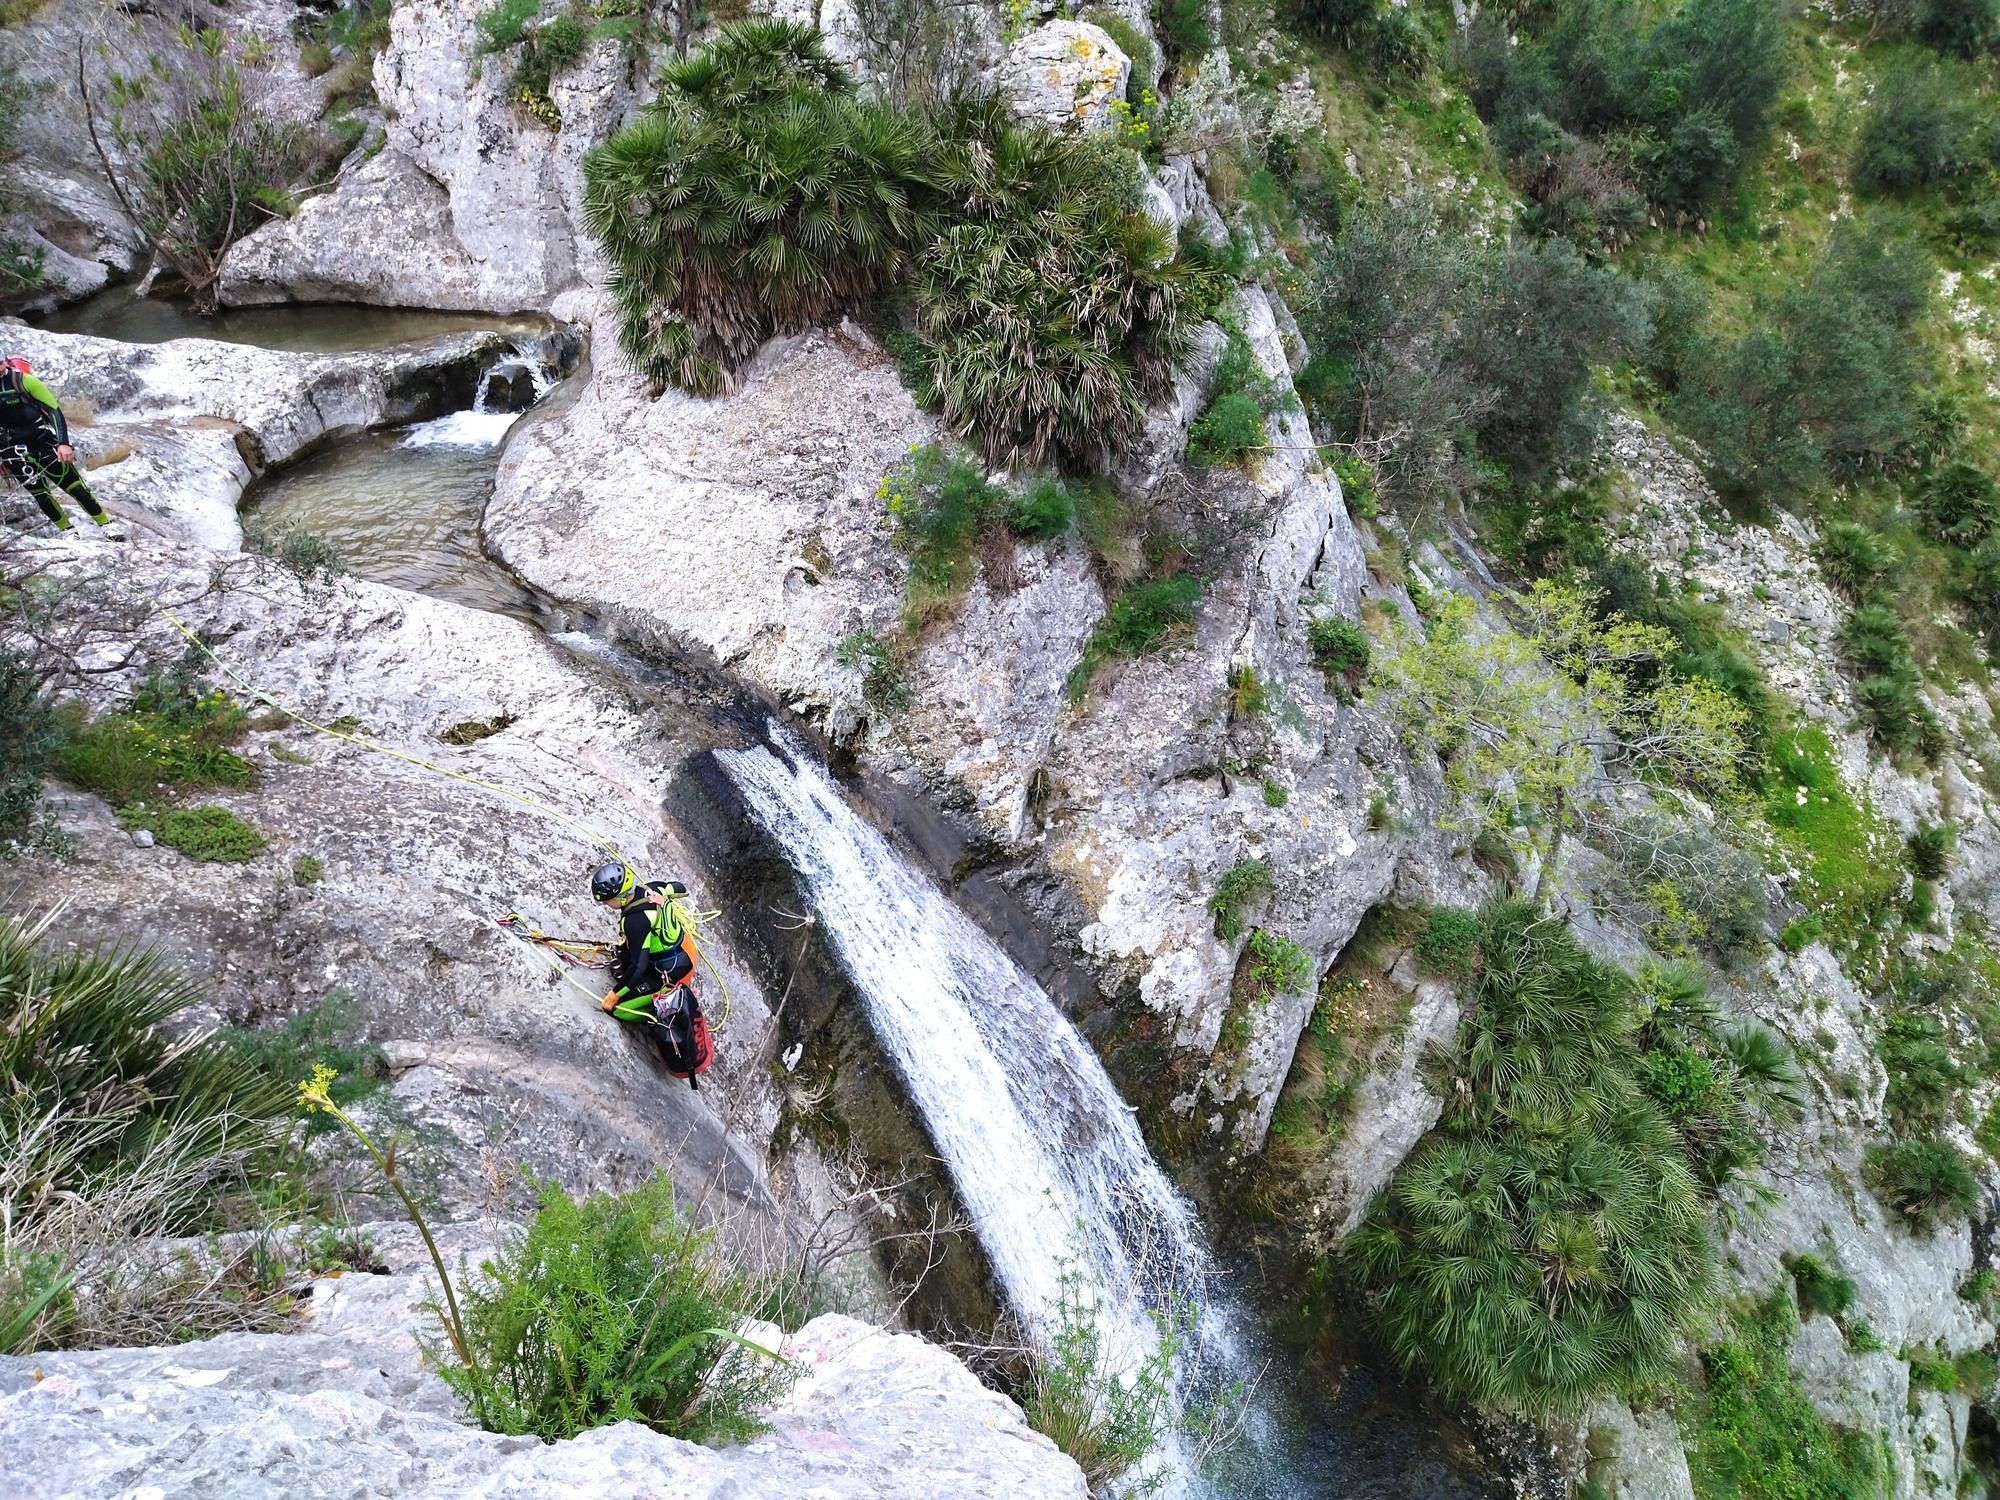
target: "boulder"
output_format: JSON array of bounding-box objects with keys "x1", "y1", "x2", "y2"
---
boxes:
[
  {"x1": 1000, "y1": 21, "x2": 1132, "y2": 135},
  {"x1": 222, "y1": 0, "x2": 645, "y2": 315},
  {"x1": 0, "y1": 1231, "x2": 1085, "y2": 1500}
]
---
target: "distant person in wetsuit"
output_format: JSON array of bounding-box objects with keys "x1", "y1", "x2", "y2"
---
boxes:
[{"x1": 0, "y1": 357, "x2": 110, "y2": 533}]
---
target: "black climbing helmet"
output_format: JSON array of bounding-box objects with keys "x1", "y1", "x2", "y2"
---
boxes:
[{"x1": 591, "y1": 862, "x2": 635, "y2": 904}]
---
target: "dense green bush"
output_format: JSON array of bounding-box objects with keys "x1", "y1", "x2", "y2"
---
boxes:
[
  {"x1": 1855, "y1": 671, "x2": 1943, "y2": 763},
  {"x1": 1308, "y1": 616, "x2": 1371, "y2": 683},
  {"x1": 1878, "y1": 1009, "x2": 1969, "y2": 1130},
  {"x1": 1818, "y1": 521, "x2": 1902, "y2": 600},
  {"x1": 1865, "y1": 1137, "x2": 1982, "y2": 1231},
  {"x1": 1907, "y1": 822, "x2": 1956, "y2": 879},
  {"x1": 1297, "y1": 197, "x2": 1648, "y2": 506},
  {"x1": 1157, "y1": 0, "x2": 1213, "y2": 63},
  {"x1": 1210, "y1": 858, "x2": 1274, "y2": 942},
  {"x1": 1611, "y1": 812, "x2": 1769, "y2": 965},
  {"x1": 911, "y1": 100, "x2": 1217, "y2": 469},
  {"x1": 1840, "y1": 602, "x2": 1914, "y2": 677},
  {"x1": 1675, "y1": 220, "x2": 1934, "y2": 505},
  {"x1": 1914, "y1": 459, "x2": 2000, "y2": 547},
  {"x1": 1247, "y1": 929, "x2": 1314, "y2": 996},
  {"x1": 1349, "y1": 903, "x2": 1776, "y2": 1413},
  {"x1": 1967, "y1": 535, "x2": 2000, "y2": 640},
  {"x1": 1186, "y1": 393, "x2": 1267, "y2": 468},
  {"x1": 437, "y1": 1174, "x2": 791, "y2": 1443},
  {"x1": 1918, "y1": 0, "x2": 2000, "y2": 57},
  {"x1": 1854, "y1": 59, "x2": 1990, "y2": 195},
  {"x1": 1460, "y1": 0, "x2": 1791, "y2": 217},
  {"x1": 582, "y1": 21, "x2": 925, "y2": 393},
  {"x1": 1785, "y1": 1252, "x2": 1857, "y2": 1322},
  {"x1": 1007, "y1": 477, "x2": 1078, "y2": 541},
  {"x1": 881, "y1": 444, "x2": 1005, "y2": 623}
]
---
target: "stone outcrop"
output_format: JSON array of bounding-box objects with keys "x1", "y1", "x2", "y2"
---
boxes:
[
  {"x1": 999, "y1": 21, "x2": 1132, "y2": 135},
  {"x1": 0, "y1": 1223, "x2": 1086, "y2": 1500},
  {"x1": 222, "y1": 0, "x2": 644, "y2": 315}
]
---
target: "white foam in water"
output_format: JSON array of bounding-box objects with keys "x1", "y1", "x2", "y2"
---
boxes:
[
  {"x1": 400, "y1": 408, "x2": 519, "y2": 448},
  {"x1": 717, "y1": 727, "x2": 1267, "y2": 1493}
]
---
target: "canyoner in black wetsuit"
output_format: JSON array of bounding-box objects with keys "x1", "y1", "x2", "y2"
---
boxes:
[
  {"x1": 590, "y1": 861, "x2": 714, "y2": 1088},
  {"x1": 0, "y1": 358, "x2": 110, "y2": 533}
]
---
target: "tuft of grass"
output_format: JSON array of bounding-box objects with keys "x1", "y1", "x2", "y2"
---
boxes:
[
  {"x1": 1784, "y1": 1251, "x2": 1856, "y2": 1322},
  {"x1": 150, "y1": 805, "x2": 266, "y2": 863},
  {"x1": 1247, "y1": 929, "x2": 1314, "y2": 997},
  {"x1": 1308, "y1": 616, "x2": 1371, "y2": 683},
  {"x1": 1210, "y1": 859, "x2": 1274, "y2": 942},
  {"x1": 1414, "y1": 906, "x2": 1483, "y2": 982},
  {"x1": 292, "y1": 854, "x2": 325, "y2": 887},
  {"x1": 1067, "y1": 577, "x2": 1202, "y2": 700},
  {"x1": 440, "y1": 713, "x2": 515, "y2": 746},
  {"x1": 834, "y1": 630, "x2": 913, "y2": 713},
  {"x1": 54, "y1": 674, "x2": 254, "y2": 807},
  {"x1": 1262, "y1": 779, "x2": 1288, "y2": 808}
]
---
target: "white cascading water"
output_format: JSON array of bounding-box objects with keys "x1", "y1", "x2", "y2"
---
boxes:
[
  {"x1": 402, "y1": 345, "x2": 556, "y2": 449},
  {"x1": 717, "y1": 728, "x2": 1262, "y2": 1488}
]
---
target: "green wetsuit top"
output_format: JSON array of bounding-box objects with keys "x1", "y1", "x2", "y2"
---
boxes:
[{"x1": 0, "y1": 371, "x2": 69, "y2": 446}]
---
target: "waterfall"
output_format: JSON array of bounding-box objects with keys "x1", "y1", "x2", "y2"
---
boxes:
[
  {"x1": 403, "y1": 341, "x2": 558, "y2": 450},
  {"x1": 716, "y1": 727, "x2": 1264, "y2": 1488}
]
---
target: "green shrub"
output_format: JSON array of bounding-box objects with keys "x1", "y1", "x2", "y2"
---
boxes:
[
  {"x1": 1349, "y1": 902, "x2": 1737, "y2": 1413},
  {"x1": 1967, "y1": 536, "x2": 2000, "y2": 642},
  {"x1": 1414, "y1": 906, "x2": 1482, "y2": 981},
  {"x1": 291, "y1": 853, "x2": 325, "y2": 887},
  {"x1": 1854, "y1": 59, "x2": 1987, "y2": 195},
  {"x1": 1185, "y1": 393, "x2": 1268, "y2": 468},
  {"x1": 1919, "y1": 0, "x2": 2000, "y2": 56},
  {"x1": 1684, "y1": 1293, "x2": 1885, "y2": 1500},
  {"x1": 1247, "y1": 929, "x2": 1314, "y2": 997},
  {"x1": 1780, "y1": 915, "x2": 1823, "y2": 953},
  {"x1": 1158, "y1": 0, "x2": 1213, "y2": 63},
  {"x1": 583, "y1": 21, "x2": 925, "y2": 393},
  {"x1": 1210, "y1": 858, "x2": 1274, "y2": 941},
  {"x1": 911, "y1": 102, "x2": 1218, "y2": 469},
  {"x1": 1879, "y1": 1010, "x2": 1969, "y2": 1131},
  {"x1": 834, "y1": 630, "x2": 913, "y2": 713},
  {"x1": 1856, "y1": 672, "x2": 1943, "y2": 763},
  {"x1": 1067, "y1": 577, "x2": 1202, "y2": 699},
  {"x1": 882, "y1": 444, "x2": 1005, "y2": 623},
  {"x1": 1294, "y1": 0, "x2": 1375, "y2": 45},
  {"x1": 1865, "y1": 1138, "x2": 1981, "y2": 1232},
  {"x1": 436, "y1": 1173, "x2": 792, "y2": 1443},
  {"x1": 1308, "y1": 616, "x2": 1371, "y2": 682},
  {"x1": 1908, "y1": 1343, "x2": 1959, "y2": 1393},
  {"x1": 1008, "y1": 477, "x2": 1078, "y2": 542},
  {"x1": 1907, "y1": 823, "x2": 1956, "y2": 880},
  {"x1": 474, "y1": 0, "x2": 541, "y2": 54},
  {"x1": 152, "y1": 805, "x2": 266, "y2": 863},
  {"x1": 55, "y1": 676, "x2": 255, "y2": 806},
  {"x1": 1914, "y1": 459, "x2": 2000, "y2": 548},
  {"x1": 0, "y1": 651, "x2": 57, "y2": 838},
  {"x1": 1262, "y1": 779, "x2": 1287, "y2": 808},
  {"x1": 1785, "y1": 1252, "x2": 1857, "y2": 1322},
  {"x1": 1818, "y1": 522, "x2": 1901, "y2": 601},
  {"x1": 1021, "y1": 1252, "x2": 1193, "y2": 1493},
  {"x1": 1840, "y1": 602, "x2": 1914, "y2": 678}
]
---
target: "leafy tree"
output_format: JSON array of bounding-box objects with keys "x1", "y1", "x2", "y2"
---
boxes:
[
  {"x1": 581, "y1": 20, "x2": 927, "y2": 393},
  {"x1": 1377, "y1": 580, "x2": 1749, "y2": 883},
  {"x1": 1675, "y1": 220, "x2": 1933, "y2": 503},
  {"x1": 1919, "y1": 0, "x2": 2000, "y2": 56},
  {"x1": 80, "y1": 25, "x2": 321, "y2": 312}
]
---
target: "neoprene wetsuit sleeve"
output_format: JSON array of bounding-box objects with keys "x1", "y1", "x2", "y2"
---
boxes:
[{"x1": 18, "y1": 375, "x2": 65, "y2": 445}]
